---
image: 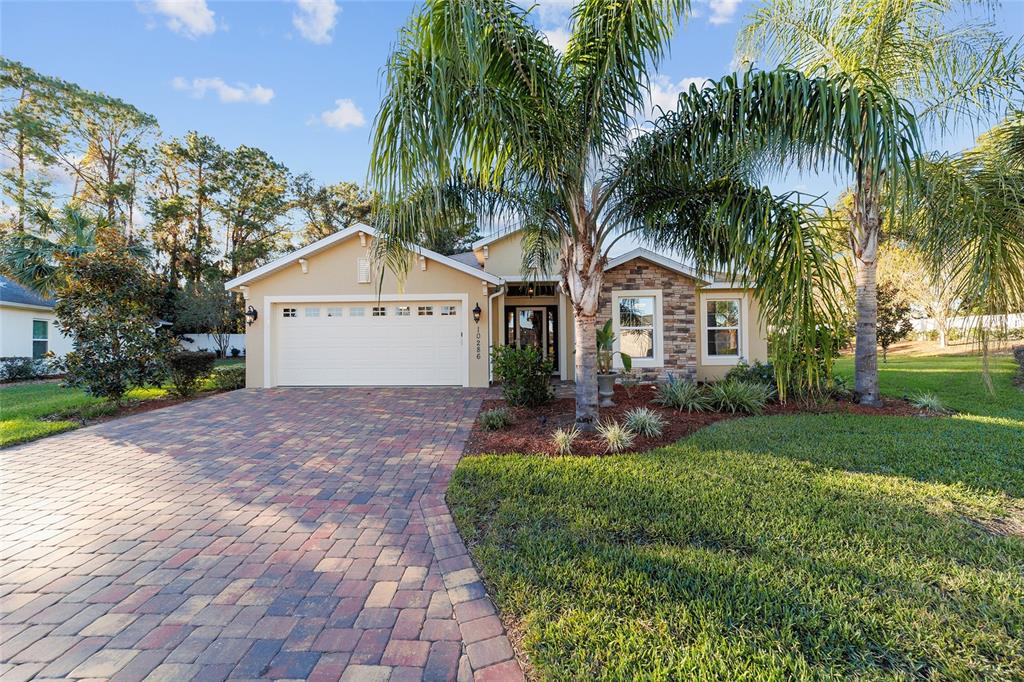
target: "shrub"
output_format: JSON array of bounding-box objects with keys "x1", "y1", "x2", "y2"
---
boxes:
[
  {"x1": 0, "y1": 356, "x2": 45, "y2": 382},
  {"x1": 726, "y1": 359, "x2": 776, "y2": 387},
  {"x1": 597, "y1": 420, "x2": 636, "y2": 454},
  {"x1": 54, "y1": 229, "x2": 173, "y2": 403},
  {"x1": 167, "y1": 351, "x2": 216, "y2": 397},
  {"x1": 911, "y1": 393, "x2": 946, "y2": 412},
  {"x1": 212, "y1": 365, "x2": 246, "y2": 391},
  {"x1": 230, "y1": 347, "x2": 241, "y2": 357},
  {"x1": 654, "y1": 375, "x2": 710, "y2": 412},
  {"x1": 624, "y1": 407, "x2": 665, "y2": 437},
  {"x1": 479, "y1": 407, "x2": 513, "y2": 431},
  {"x1": 491, "y1": 345, "x2": 554, "y2": 407},
  {"x1": 706, "y1": 379, "x2": 772, "y2": 415},
  {"x1": 551, "y1": 426, "x2": 580, "y2": 455}
]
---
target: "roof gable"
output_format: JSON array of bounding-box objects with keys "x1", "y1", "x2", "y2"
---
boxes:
[
  {"x1": 603, "y1": 248, "x2": 710, "y2": 284},
  {"x1": 225, "y1": 224, "x2": 503, "y2": 290}
]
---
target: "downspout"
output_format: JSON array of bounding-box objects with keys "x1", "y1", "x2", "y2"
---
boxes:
[{"x1": 487, "y1": 283, "x2": 505, "y2": 383}]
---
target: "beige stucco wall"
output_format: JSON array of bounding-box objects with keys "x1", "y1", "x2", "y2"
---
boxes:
[
  {"x1": 695, "y1": 288, "x2": 769, "y2": 382},
  {"x1": 239, "y1": 234, "x2": 495, "y2": 388},
  {"x1": 474, "y1": 232, "x2": 558, "y2": 280}
]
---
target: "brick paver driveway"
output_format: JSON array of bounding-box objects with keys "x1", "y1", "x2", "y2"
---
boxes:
[{"x1": 1, "y1": 388, "x2": 522, "y2": 682}]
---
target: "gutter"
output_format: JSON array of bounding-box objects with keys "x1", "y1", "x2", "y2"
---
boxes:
[{"x1": 487, "y1": 284, "x2": 505, "y2": 383}]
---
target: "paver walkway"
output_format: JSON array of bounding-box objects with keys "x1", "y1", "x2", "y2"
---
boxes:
[{"x1": 1, "y1": 387, "x2": 523, "y2": 681}]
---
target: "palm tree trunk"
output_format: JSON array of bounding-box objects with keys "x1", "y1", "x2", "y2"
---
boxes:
[
  {"x1": 574, "y1": 312, "x2": 600, "y2": 430},
  {"x1": 851, "y1": 185, "x2": 882, "y2": 406}
]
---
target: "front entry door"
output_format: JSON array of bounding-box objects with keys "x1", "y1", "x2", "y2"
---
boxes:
[
  {"x1": 516, "y1": 307, "x2": 546, "y2": 354},
  {"x1": 506, "y1": 305, "x2": 559, "y2": 372}
]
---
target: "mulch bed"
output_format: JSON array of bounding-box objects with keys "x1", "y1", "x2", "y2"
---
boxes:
[{"x1": 466, "y1": 384, "x2": 925, "y2": 456}]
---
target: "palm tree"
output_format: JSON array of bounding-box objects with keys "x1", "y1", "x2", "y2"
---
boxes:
[
  {"x1": 906, "y1": 113, "x2": 1024, "y2": 383},
  {"x1": 370, "y1": 0, "x2": 920, "y2": 428},
  {"x1": 739, "y1": 0, "x2": 1024, "y2": 404},
  {"x1": 0, "y1": 206, "x2": 147, "y2": 296}
]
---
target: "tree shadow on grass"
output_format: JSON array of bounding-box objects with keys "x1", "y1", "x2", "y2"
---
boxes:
[
  {"x1": 450, "y1": 446, "x2": 1024, "y2": 680},
  {"x1": 687, "y1": 412, "x2": 1024, "y2": 501}
]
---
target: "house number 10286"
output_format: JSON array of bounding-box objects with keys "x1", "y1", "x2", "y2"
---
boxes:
[{"x1": 475, "y1": 326, "x2": 482, "y2": 360}]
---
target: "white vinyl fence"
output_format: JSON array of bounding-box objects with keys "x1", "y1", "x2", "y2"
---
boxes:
[
  {"x1": 911, "y1": 312, "x2": 1024, "y2": 333},
  {"x1": 178, "y1": 333, "x2": 246, "y2": 356}
]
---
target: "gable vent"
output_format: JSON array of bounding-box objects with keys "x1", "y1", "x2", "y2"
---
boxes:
[{"x1": 357, "y1": 257, "x2": 371, "y2": 283}]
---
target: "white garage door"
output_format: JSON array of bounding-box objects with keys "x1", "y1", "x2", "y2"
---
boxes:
[{"x1": 274, "y1": 301, "x2": 464, "y2": 386}]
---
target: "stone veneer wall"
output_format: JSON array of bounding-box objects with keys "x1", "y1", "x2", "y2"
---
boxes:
[{"x1": 598, "y1": 259, "x2": 698, "y2": 381}]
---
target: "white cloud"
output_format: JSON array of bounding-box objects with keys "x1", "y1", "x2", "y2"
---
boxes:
[
  {"x1": 708, "y1": 0, "x2": 741, "y2": 25},
  {"x1": 543, "y1": 26, "x2": 571, "y2": 53},
  {"x1": 293, "y1": 0, "x2": 339, "y2": 44},
  {"x1": 145, "y1": 0, "x2": 216, "y2": 38},
  {"x1": 172, "y1": 77, "x2": 275, "y2": 104},
  {"x1": 646, "y1": 75, "x2": 710, "y2": 120},
  {"x1": 318, "y1": 99, "x2": 366, "y2": 130}
]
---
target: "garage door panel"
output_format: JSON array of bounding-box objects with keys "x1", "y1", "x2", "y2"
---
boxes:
[{"x1": 274, "y1": 301, "x2": 463, "y2": 386}]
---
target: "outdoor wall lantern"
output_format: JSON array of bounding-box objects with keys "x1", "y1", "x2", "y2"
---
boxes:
[
  {"x1": 245, "y1": 305, "x2": 259, "y2": 326},
  {"x1": 472, "y1": 303, "x2": 482, "y2": 323}
]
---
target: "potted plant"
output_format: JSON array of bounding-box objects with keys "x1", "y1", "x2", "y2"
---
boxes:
[{"x1": 596, "y1": 320, "x2": 632, "y2": 407}]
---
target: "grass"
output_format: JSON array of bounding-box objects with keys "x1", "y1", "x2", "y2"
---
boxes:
[
  {"x1": 450, "y1": 352, "x2": 1024, "y2": 680},
  {"x1": 1, "y1": 357, "x2": 244, "y2": 448}
]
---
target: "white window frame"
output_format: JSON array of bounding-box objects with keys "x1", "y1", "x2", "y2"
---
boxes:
[
  {"x1": 701, "y1": 295, "x2": 747, "y2": 365},
  {"x1": 326, "y1": 307, "x2": 343, "y2": 317},
  {"x1": 395, "y1": 305, "x2": 411, "y2": 316},
  {"x1": 282, "y1": 307, "x2": 297, "y2": 318},
  {"x1": 611, "y1": 289, "x2": 663, "y2": 369},
  {"x1": 305, "y1": 307, "x2": 320, "y2": 318}
]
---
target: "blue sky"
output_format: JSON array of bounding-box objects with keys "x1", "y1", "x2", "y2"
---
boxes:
[{"x1": 4, "y1": 0, "x2": 1023, "y2": 206}]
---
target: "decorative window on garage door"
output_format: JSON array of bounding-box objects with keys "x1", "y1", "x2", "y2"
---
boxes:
[
  {"x1": 441, "y1": 305, "x2": 457, "y2": 316},
  {"x1": 282, "y1": 307, "x2": 297, "y2": 318}
]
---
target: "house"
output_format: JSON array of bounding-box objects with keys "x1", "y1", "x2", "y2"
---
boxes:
[
  {"x1": 0, "y1": 275, "x2": 72, "y2": 360},
  {"x1": 225, "y1": 224, "x2": 769, "y2": 388}
]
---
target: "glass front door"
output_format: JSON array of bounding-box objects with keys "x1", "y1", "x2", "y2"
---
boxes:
[
  {"x1": 505, "y1": 305, "x2": 559, "y2": 371},
  {"x1": 517, "y1": 307, "x2": 545, "y2": 353}
]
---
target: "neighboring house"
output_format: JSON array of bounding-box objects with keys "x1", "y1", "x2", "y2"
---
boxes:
[
  {"x1": 0, "y1": 275, "x2": 72, "y2": 360},
  {"x1": 225, "y1": 224, "x2": 769, "y2": 388}
]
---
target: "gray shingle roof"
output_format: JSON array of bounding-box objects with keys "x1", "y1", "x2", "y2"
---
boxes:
[
  {"x1": 447, "y1": 251, "x2": 483, "y2": 269},
  {"x1": 0, "y1": 275, "x2": 54, "y2": 308}
]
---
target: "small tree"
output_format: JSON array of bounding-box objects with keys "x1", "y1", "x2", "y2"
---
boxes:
[
  {"x1": 54, "y1": 227, "x2": 171, "y2": 403},
  {"x1": 173, "y1": 274, "x2": 237, "y2": 356},
  {"x1": 876, "y1": 282, "x2": 913, "y2": 362}
]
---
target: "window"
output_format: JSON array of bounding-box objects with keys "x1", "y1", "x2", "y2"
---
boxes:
[
  {"x1": 305, "y1": 307, "x2": 320, "y2": 318},
  {"x1": 417, "y1": 305, "x2": 434, "y2": 316},
  {"x1": 282, "y1": 307, "x2": 297, "y2": 318},
  {"x1": 327, "y1": 307, "x2": 343, "y2": 317},
  {"x1": 706, "y1": 299, "x2": 741, "y2": 357},
  {"x1": 357, "y1": 258, "x2": 371, "y2": 283},
  {"x1": 372, "y1": 306, "x2": 387, "y2": 317},
  {"x1": 32, "y1": 319, "x2": 48, "y2": 360},
  {"x1": 506, "y1": 283, "x2": 556, "y2": 297},
  {"x1": 349, "y1": 307, "x2": 365, "y2": 317},
  {"x1": 612, "y1": 290, "x2": 663, "y2": 368},
  {"x1": 395, "y1": 305, "x2": 411, "y2": 316},
  {"x1": 440, "y1": 305, "x2": 457, "y2": 316},
  {"x1": 617, "y1": 296, "x2": 656, "y2": 360}
]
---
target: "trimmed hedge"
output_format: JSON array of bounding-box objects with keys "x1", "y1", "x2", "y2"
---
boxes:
[
  {"x1": 212, "y1": 365, "x2": 246, "y2": 391},
  {"x1": 167, "y1": 351, "x2": 216, "y2": 397}
]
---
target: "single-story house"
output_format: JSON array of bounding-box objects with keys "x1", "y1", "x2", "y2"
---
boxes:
[
  {"x1": 0, "y1": 275, "x2": 72, "y2": 360},
  {"x1": 225, "y1": 224, "x2": 768, "y2": 389}
]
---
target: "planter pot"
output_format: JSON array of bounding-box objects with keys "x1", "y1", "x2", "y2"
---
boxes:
[{"x1": 598, "y1": 373, "x2": 617, "y2": 407}]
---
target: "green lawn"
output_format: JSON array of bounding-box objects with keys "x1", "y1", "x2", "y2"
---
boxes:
[
  {"x1": 450, "y1": 353, "x2": 1024, "y2": 680},
  {"x1": 0, "y1": 357, "x2": 244, "y2": 448}
]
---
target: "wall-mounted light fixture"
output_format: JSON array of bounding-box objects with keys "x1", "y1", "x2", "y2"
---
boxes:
[
  {"x1": 472, "y1": 303, "x2": 482, "y2": 323},
  {"x1": 245, "y1": 306, "x2": 259, "y2": 326}
]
